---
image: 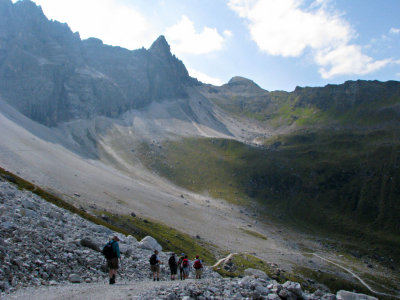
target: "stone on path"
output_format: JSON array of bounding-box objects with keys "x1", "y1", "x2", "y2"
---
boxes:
[{"x1": 68, "y1": 274, "x2": 82, "y2": 283}]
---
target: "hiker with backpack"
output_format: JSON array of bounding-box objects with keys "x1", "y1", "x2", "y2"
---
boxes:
[
  {"x1": 193, "y1": 255, "x2": 203, "y2": 279},
  {"x1": 181, "y1": 255, "x2": 190, "y2": 279},
  {"x1": 177, "y1": 253, "x2": 185, "y2": 280},
  {"x1": 149, "y1": 249, "x2": 163, "y2": 281},
  {"x1": 168, "y1": 252, "x2": 178, "y2": 280},
  {"x1": 102, "y1": 236, "x2": 121, "y2": 285}
]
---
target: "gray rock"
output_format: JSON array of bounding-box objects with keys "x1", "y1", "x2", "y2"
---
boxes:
[
  {"x1": 244, "y1": 268, "x2": 268, "y2": 279},
  {"x1": 255, "y1": 285, "x2": 270, "y2": 295},
  {"x1": 138, "y1": 236, "x2": 162, "y2": 252},
  {"x1": 238, "y1": 276, "x2": 252, "y2": 289},
  {"x1": 283, "y1": 281, "x2": 303, "y2": 296},
  {"x1": 166, "y1": 293, "x2": 177, "y2": 300},
  {"x1": 336, "y1": 290, "x2": 377, "y2": 300},
  {"x1": 267, "y1": 294, "x2": 280, "y2": 300},
  {"x1": 322, "y1": 293, "x2": 337, "y2": 300},
  {"x1": 80, "y1": 238, "x2": 100, "y2": 252},
  {"x1": 279, "y1": 288, "x2": 289, "y2": 298},
  {"x1": 68, "y1": 274, "x2": 82, "y2": 283}
]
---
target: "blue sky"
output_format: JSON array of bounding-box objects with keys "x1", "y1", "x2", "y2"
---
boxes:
[{"x1": 14, "y1": 0, "x2": 400, "y2": 91}]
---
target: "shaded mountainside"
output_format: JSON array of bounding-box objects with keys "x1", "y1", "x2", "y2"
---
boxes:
[
  {"x1": 0, "y1": 0, "x2": 196, "y2": 126},
  {"x1": 140, "y1": 80, "x2": 400, "y2": 255},
  {"x1": 205, "y1": 79, "x2": 400, "y2": 127},
  {"x1": 139, "y1": 130, "x2": 400, "y2": 260}
]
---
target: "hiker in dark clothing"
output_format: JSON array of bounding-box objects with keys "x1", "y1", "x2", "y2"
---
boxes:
[
  {"x1": 149, "y1": 250, "x2": 163, "y2": 281},
  {"x1": 177, "y1": 253, "x2": 185, "y2": 280},
  {"x1": 168, "y1": 252, "x2": 178, "y2": 280},
  {"x1": 104, "y1": 236, "x2": 121, "y2": 284}
]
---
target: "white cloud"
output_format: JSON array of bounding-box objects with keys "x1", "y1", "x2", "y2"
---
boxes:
[
  {"x1": 389, "y1": 27, "x2": 400, "y2": 35},
  {"x1": 188, "y1": 68, "x2": 224, "y2": 86},
  {"x1": 27, "y1": 0, "x2": 157, "y2": 50},
  {"x1": 316, "y1": 45, "x2": 391, "y2": 78},
  {"x1": 223, "y1": 30, "x2": 233, "y2": 38},
  {"x1": 165, "y1": 15, "x2": 230, "y2": 55},
  {"x1": 228, "y1": 0, "x2": 390, "y2": 78}
]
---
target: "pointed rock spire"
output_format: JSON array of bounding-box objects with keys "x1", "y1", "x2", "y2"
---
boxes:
[{"x1": 149, "y1": 35, "x2": 171, "y2": 57}]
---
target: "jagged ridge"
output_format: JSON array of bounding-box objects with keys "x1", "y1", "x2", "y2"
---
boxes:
[{"x1": 0, "y1": 0, "x2": 197, "y2": 126}]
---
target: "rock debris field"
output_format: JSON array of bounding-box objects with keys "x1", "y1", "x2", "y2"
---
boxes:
[{"x1": 0, "y1": 179, "x2": 377, "y2": 299}]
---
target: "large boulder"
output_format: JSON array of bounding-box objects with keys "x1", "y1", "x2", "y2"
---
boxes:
[
  {"x1": 336, "y1": 290, "x2": 378, "y2": 300},
  {"x1": 244, "y1": 268, "x2": 268, "y2": 279},
  {"x1": 283, "y1": 281, "x2": 303, "y2": 297},
  {"x1": 138, "y1": 236, "x2": 162, "y2": 252},
  {"x1": 80, "y1": 238, "x2": 100, "y2": 252}
]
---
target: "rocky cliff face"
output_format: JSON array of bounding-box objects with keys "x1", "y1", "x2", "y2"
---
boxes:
[{"x1": 0, "y1": 0, "x2": 196, "y2": 126}]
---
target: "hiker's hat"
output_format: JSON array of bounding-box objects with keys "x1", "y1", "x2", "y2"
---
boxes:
[
  {"x1": 196, "y1": 255, "x2": 199, "y2": 259},
  {"x1": 181, "y1": 253, "x2": 185, "y2": 256},
  {"x1": 113, "y1": 236, "x2": 120, "y2": 241}
]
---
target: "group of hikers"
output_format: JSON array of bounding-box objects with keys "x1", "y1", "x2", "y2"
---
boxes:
[
  {"x1": 149, "y1": 249, "x2": 203, "y2": 282},
  {"x1": 103, "y1": 236, "x2": 203, "y2": 285}
]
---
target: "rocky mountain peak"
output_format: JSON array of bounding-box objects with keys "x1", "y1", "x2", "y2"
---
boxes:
[
  {"x1": 13, "y1": 0, "x2": 45, "y2": 18},
  {"x1": 149, "y1": 35, "x2": 171, "y2": 57},
  {"x1": 225, "y1": 76, "x2": 264, "y2": 93},
  {"x1": 0, "y1": 3, "x2": 195, "y2": 126}
]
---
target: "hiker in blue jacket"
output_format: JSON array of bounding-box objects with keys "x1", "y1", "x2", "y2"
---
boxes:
[{"x1": 104, "y1": 236, "x2": 121, "y2": 284}]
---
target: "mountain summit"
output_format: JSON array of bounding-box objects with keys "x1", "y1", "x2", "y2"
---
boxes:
[
  {"x1": 149, "y1": 35, "x2": 171, "y2": 57},
  {"x1": 0, "y1": 1, "x2": 195, "y2": 126}
]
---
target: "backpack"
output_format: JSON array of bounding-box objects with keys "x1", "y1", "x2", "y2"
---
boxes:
[
  {"x1": 168, "y1": 255, "x2": 176, "y2": 266},
  {"x1": 182, "y1": 258, "x2": 189, "y2": 267},
  {"x1": 102, "y1": 241, "x2": 115, "y2": 259},
  {"x1": 150, "y1": 254, "x2": 158, "y2": 265},
  {"x1": 193, "y1": 259, "x2": 202, "y2": 269},
  {"x1": 178, "y1": 257, "x2": 183, "y2": 268}
]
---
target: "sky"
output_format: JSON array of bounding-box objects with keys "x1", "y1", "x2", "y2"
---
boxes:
[{"x1": 12, "y1": 0, "x2": 400, "y2": 91}]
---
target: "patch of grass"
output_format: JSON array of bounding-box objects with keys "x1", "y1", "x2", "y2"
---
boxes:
[
  {"x1": 240, "y1": 228, "x2": 267, "y2": 240},
  {"x1": 361, "y1": 272, "x2": 400, "y2": 294},
  {"x1": 213, "y1": 254, "x2": 278, "y2": 278},
  {"x1": 0, "y1": 167, "x2": 217, "y2": 265},
  {"x1": 138, "y1": 138, "x2": 262, "y2": 206},
  {"x1": 94, "y1": 212, "x2": 217, "y2": 265},
  {"x1": 293, "y1": 266, "x2": 370, "y2": 295},
  {"x1": 213, "y1": 253, "x2": 305, "y2": 285},
  {"x1": 138, "y1": 131, "x2": 400, "y2": 265}
]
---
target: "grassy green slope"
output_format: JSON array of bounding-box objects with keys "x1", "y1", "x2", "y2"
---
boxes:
[
  {"x1": 138, "y1": 130, "x2": 400, "y2": 259},
  {"x1": 208, "y1": 80, "x2": 400, "y2": 128}
]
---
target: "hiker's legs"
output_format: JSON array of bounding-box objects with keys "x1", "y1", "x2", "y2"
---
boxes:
[
  {"x1": 108, "y1": 258, "x2": 118, "y2": 284},
  {"x1": 109, "y1": 269, "x2": 117, "y2": 284},
  {"x1": 195, "y1": 269, "x2": 202, "y2": 279}
]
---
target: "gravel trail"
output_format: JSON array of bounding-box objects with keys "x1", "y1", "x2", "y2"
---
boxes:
[{"x1": 6, "y1": 279, "x2": 195, "y2": 300}]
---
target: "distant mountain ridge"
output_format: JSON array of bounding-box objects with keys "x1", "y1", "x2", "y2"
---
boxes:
[
  {"x1": 0, "y1": 0, "x2": 196, "y2": 126},
  {"x1": 0, "y1": 0, "x2": 400, "y2": 284},
  {"x1": 1, "y1": 0, "x2": 400, "y2": 130}
]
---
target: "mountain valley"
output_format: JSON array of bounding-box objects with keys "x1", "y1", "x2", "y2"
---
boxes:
[{"x1": 0, "y1": 0, "x2": 400, "y2": 298}]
